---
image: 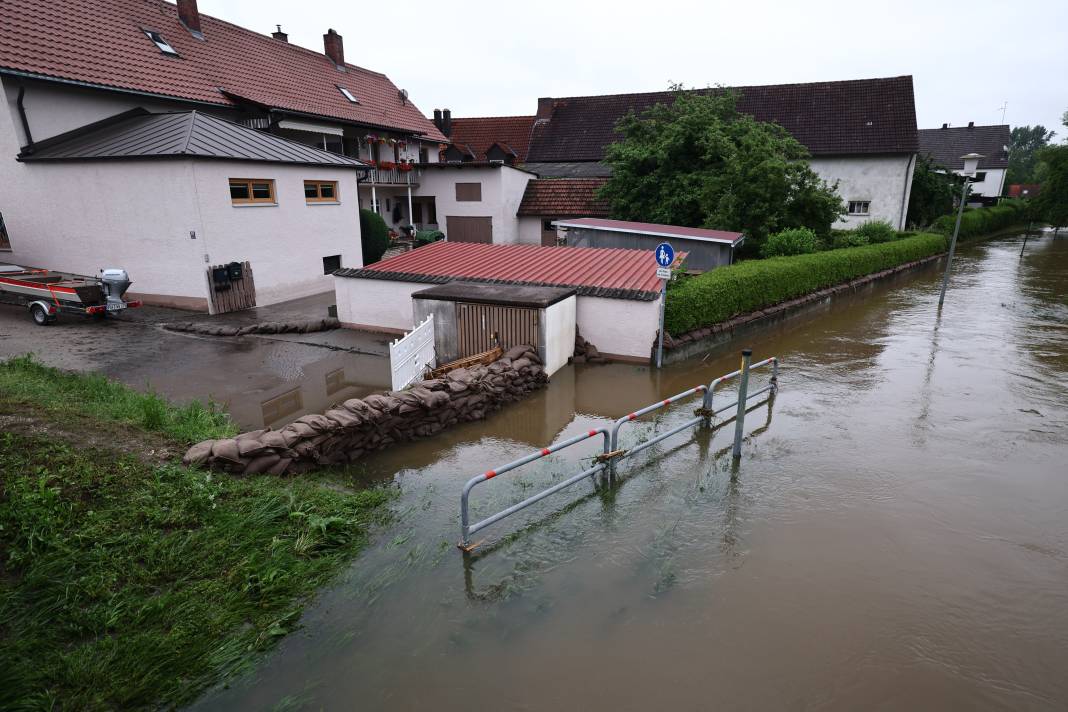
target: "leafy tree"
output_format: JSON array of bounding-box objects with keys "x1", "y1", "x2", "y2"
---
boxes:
[
  {"x1": 1007, "y1": 125, "x2": 1056, "y2": 185},
  {"x1": 761, "y1": 227, "x2": 820, "y2": 257},
  {"x1": 1035, "y1": 145, "x2": 1068, "y2": 229},
  {"x1": 906, "y1": 153, "x2": 961, "y2": 228},
  {"x1": 359, "y1": 209, "x2": 390, "y2": 265},
  {"x1": 598, "y1": 88, "x2": 843, "y2": 253}
]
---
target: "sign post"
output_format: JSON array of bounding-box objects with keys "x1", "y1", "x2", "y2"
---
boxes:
[{"x1": 654, "y1": 242, "x2": 675, "y2": 369}]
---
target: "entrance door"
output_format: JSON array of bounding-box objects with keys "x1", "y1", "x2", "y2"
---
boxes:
[
  {"x1": 446, "y1": 216, "x2": 493, "y2": 244},
  {"x1": 456, "y1": 302, "x2": 539, "y2": 358}
]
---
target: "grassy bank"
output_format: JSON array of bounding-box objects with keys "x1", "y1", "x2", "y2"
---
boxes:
[
  {"x1": 0, "y1": 359, "x2": 392, "y2": 710},
  {"x1": 666, "y1": 232, "x2": 948, "y2": 335}
]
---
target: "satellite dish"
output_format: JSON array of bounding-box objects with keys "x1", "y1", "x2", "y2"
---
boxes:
[{"x1": 399, "y1": 88, "x2": 409, "y2": 104}]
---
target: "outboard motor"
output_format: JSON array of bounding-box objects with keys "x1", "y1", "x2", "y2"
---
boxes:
[{"x1": 100, "y1": 268, "x2": 131, "y2": 308}]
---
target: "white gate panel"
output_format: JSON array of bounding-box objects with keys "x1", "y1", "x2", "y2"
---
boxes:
[{"x1": 390, "y1": 316, "x2": 436, "y2": 391}]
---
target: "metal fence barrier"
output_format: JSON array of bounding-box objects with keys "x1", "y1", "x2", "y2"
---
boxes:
[{"x1": 458, "y1": 351, "x2": 779, "y2": 550}]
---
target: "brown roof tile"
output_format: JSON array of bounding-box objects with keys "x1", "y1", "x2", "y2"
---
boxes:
[
  {"x1": 446, "y1": 116, "x2": 535, "y2": 162},
  {"x1": 0, "y1": 0, "x2": 445, "y2": 141},
  {"x1": 517, "y1": 178, "x2": 610, "y2": 217},
  {"x1": 527, "y1": 76, "x2": 918, "y2": 162}
]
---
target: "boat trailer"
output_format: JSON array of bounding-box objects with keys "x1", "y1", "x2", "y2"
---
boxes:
[{"x1": 0, "y1": 264, "x2": 141, "y2": 325}]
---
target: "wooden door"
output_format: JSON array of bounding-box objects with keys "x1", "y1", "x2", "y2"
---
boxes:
[
  {"x1": 456, "y1": 302, "x2": 539, "y2": 358},
  {"x1": 446, "y1": 216, "x2": 493, "y2": 244}
]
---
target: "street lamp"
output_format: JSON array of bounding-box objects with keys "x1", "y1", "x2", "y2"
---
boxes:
[{"x1": 937, "y1": 152, "x2": 984, "y2": 309}]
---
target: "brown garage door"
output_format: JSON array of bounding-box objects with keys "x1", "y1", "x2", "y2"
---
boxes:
[
  {"x1": 456, "y1": 302, "x2": 539, "y2": 358},
  {"x1": 446, "y1": 216, "x2": 493, "y2": 244}
]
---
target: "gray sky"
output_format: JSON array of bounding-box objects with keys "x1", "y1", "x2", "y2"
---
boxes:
[{"x1": 205, "y1": 0, "x2": 1067, "y2": 136}]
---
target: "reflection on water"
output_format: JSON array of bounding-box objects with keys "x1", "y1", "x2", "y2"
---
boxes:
[{"x1": 192, "y1": 235, "x2": 1068, "y2": 712}]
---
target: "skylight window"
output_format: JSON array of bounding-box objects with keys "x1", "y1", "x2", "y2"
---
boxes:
[
  {"x1": 144, "y1": 30, "x2": 178, "y2": 56},
  {"x1": 337, "y1": 86, "x2": 359, "y2": 104}
]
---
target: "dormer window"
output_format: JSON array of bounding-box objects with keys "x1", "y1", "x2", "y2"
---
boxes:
[
  {"x1": 144, "y1": 30, "x2": 178, "y2": 56},
  {"x1": 337, "y1": 86, "x2": 359, "y2": 104}
]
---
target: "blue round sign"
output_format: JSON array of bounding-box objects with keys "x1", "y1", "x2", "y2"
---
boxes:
[{"x1": 655, "y1": 242, "x2": 675, "y2": 267}]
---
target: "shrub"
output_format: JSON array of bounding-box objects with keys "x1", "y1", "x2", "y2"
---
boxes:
[
  {"x1": 760, "y1": 227, "x2": 821, "y2": 257},
  {"x1": 415, "y1": 229, "x2": 444, "y2": 246},
  {"x1": 930, "y1": 202, "x2": 1028, "y2": 240},
  {"x1": 832, "y1": 231, "x2": 869, "y2": 248},
  {"x1": 664, "y1": 232, "x2": 948, "y2": 335},
  {"x1": 359, "y1": 209, "x2": 390, "y2": 265},
  {"x1": 852, "y1": 219, "x2": 898, "y2": 243}
]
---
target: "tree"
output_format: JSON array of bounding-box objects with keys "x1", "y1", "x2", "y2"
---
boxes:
[
  {"x1": 598, "y1": 88, "x2": 843, "y2": 253},
  {"x1": 1006, "y1": 125, "x2": 1056, "y2": 185},
  {"x1": 906, "y1": 153, "x2": 961, "y2": 228},
  {"x1": 359, "y1": 208, "x2": 390, "y2": 265},
  {"x1": 1035, "y1": 145, "x2": 1068, "y2": 229}
]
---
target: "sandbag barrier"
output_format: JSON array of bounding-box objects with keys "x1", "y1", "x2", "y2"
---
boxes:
[
  {"x1": 164, "y1": 317, "x2": 340, "y2": 337},
  {"x1": 182, "y1": 345, "x2": 547, "y2": 475}
]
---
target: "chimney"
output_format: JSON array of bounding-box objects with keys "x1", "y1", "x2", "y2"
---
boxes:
[
  {"x1": 941, "y1": 123, "x2": 948, "y2": 129},
  {"x1": 433, "y1": 109, "x2": 443, "y2": 133},
  {"x1": 177, "y1": 0, "x2": 202, "y2": 35},
  {"x1": 442, "y1": 109, "x2": 452, "y2": 137},
  {"x1": 535, "y1": 97, "x2": 555, "y2": 123},
  {"x1": 323, "y1": 29, "x2": 344, "y2": 68},
  {"x1": 967, "y1": 121, "x2": 975, "y2": 129},
  {"x1": 272, "y1": 24, "x2": 288, "y2": 42}
]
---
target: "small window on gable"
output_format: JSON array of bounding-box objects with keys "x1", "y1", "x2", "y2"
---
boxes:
[
  {"x1": 337, "y1": 86, "x2": 359, "y2": 104},
  {"x1": 144, "y1": 30, "x2": 178, "y2": 56},
  {"x1": 847, "y1": 200, "x2": 870, "y2": 216}
]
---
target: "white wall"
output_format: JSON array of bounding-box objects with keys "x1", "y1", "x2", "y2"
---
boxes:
[
  {"x1": 543, "y1": 295, "x2": 577, "y2": 376},
  {"x1": 416, "y1": 165, "x2": 531, "y2": 244},
  {"x1": 518, "y1": 216, "x2": 544, "y2": 245},
  {"x1": 576, "y1": 295, "x2": 660, "y2": 360},
  {"x1": 953, "y1": 167, "x2": 1006, "y2": 198},
  {"x1": 333, "y1": 276, "x2": 428, "y2": 332},
  {"x1": 810, "y1": 154, "x2": 916, "y2": 230}
]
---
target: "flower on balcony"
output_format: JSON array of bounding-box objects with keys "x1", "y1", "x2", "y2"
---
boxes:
[
  {"x1": 398, "y1": 163, "x2": 413, "y2": 172},
  {"x1": 364, "y1": 159, "x2": 377, "y2": 168},
  {"x1": 378, "y1": 161, "x2": 397, "y2": 170},
  {"x1": 364, "y1": 133, "x2": 379, "y2": 144}
]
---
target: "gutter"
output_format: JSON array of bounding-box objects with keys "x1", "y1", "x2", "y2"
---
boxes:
[
  {"x1": 15, "y1": 85, "x2": 33, "y2": 152},
  {"x1": 899, "y1": 152, "x2": 917, "y2": 230}
]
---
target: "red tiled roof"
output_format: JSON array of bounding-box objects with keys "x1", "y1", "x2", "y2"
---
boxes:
[
  {"x1": 554, "y1": 218, "x2": 744, "y2": 245},
  {"x1": 0, "y1": 0, "x2": 445, "y2": 141},
  {"x1": 447, "y1": 116, "x2": 535, "y2": 162},
  {"x1": 335, "y1": 240, "x2": 679, "y2": 301},
  {"x1": 527, "y1": 76, "x2": 917, "y2": 162},
  {"x1": 517, "y1": 178, "x2": 609, "y2": 217}
]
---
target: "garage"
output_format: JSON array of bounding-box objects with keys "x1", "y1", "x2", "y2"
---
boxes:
[{"x1": 446, "y1": 216, "x2": 493, "y2": 243}]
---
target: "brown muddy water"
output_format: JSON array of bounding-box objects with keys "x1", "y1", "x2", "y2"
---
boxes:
[{"x1": 193, "y1": 234, "x2": 1068, "y2": 711}]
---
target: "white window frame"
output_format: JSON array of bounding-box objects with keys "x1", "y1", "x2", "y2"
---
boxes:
[
  {"x1": 337, "y1": 86, "x2": 359, "y2": 104},
  {"x1": 847, "y1": 200, "x2": 871, "y2": 216},
  {"x1": 143, "y1": 29, "x2": 178, "y2": 56}
]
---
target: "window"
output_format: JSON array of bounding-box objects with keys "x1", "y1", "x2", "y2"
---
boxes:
[
  {"x1": 337, "y1": 85, "x2": 359, "y2": 104},
  {"x1": 455, "y1": 182, "x2": 482, "y2": 202},
  {"x1": 229, "y1": 178, "x2": 276, "y2": 205},
  {"x1": 304, "y1": 180, "x2": 339, "y2": 203},
  {"x1": 412, "y1": 203, "x2": 423, "y2": 223},
  {"x1": 543, "y1": 219, "x2": 555, "y2": 232},
  {"x1": 419, "y1": 147, "x2": 429, "y2": 163},
  {"x1": 0, "y1": 211, "x2": 10, "y2": 250},
  {"x1": 144, "y1": 30, "x2": 178, "y2": 56},
  {"x1": 847, "y1": 200, "x2": 870, "y2": 215},
  {"x1": 972, "y1": 171, "x2": 987, "y2": 182},
  {"x1": 322, "y1": 255, "x2": 342, "y2": 274}
]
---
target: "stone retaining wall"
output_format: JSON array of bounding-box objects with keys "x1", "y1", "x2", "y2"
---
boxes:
[{"x1": 182, "y1": 345, "x2": 547, "y2": 475}]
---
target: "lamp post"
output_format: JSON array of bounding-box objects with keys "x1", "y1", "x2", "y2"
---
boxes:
[{"x1": 937, "y1": 152, "x2": 984, "y2": 310}]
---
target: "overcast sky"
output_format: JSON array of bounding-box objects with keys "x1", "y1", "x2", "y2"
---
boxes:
[{"x1": 205, "y1": 0, "x2": 1067, "y2": 136}]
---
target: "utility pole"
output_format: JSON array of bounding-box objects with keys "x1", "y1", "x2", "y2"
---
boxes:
[{"x1": 997, "y1": 101, "x2": 1008, "y2": 124}]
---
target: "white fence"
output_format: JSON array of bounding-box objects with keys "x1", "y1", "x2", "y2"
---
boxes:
[{"x1": 390, "y1": 316, "x2": 436, "y2": 391}]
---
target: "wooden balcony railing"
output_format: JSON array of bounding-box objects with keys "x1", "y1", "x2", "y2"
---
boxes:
[{"x1": 364, "y1": 167, "x2": 420, "y2": 185}]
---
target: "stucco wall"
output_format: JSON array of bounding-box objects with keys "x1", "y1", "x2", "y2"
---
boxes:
[
  {"x1": 518, "y1": 216, "x2": 544, "y2": 245},
  {"x1": 953, "y1": 167, "x2": 1006, "y2": 198},
  {"x1": 809, "y1": 154, "x2": 915, "y2": 230},
  {"x1": 334, "y1": 276, "x2": 427, "y2": 332},
  {"x1": 543, "y1": 295, "x2": 577, "y2": 376},
  {"x1": 416, "y1": 166, "x2": 530, "y2": 244},
  {"x1": 577, "y1": 296, "x2": 660, "y2": 360}
]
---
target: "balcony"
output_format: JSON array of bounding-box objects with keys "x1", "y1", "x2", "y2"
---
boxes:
[{"x1": 363, "y1": 166, "x2": 421, "y2": 186}]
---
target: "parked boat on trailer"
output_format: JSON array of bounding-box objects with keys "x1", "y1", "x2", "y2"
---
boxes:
[{"x1": 0, "y1": 265, "x2": 141, "y2": 325}]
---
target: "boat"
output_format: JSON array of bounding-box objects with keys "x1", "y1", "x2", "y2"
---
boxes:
[{"x1": 0, "y1": 264, "x2": 142, "y2": 325}]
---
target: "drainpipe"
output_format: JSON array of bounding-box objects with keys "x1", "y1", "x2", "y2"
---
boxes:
[
  {"x1": 16, "y1": 86, "x2": 34, "y2": 152},
  {"x1": 899, "y1": 153, "x2": 917, "y2": 230},
  {"x1": 406, "y1": 172, "x2": 414, "y2": 230}
]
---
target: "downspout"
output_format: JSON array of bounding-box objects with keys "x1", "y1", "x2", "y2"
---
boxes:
[
  {"x1": 899, "y1": 153, "x2": 917, "y2": 230},
  {"x1": 16, "y1": 86, "x2": 34, "y2": 152}
]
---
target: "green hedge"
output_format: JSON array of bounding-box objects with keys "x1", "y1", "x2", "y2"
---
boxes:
[
  {"x1": 930, "y1": 201, "x2": 1027, "y2": 240},
  {"x1": 359, "y1": 209, "x2": 390, "y2": 265},
  {"x1": 665, "y1": 232, "x2": 947, "y2": 335}
]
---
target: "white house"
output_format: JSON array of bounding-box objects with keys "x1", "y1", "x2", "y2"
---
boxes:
[{"x1": 918, "y1": 123, "x2": 1011, "y2": 204}]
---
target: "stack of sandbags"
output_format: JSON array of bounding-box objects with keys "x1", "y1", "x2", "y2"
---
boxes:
[
  {"x1": 570, "y1": 331, "x2": 608, "y2": 364},
  {"x1": 164, "y1": 317, "x2": 340, "y2": 337},
  {"x1": 183, "y1": 345, "x2": 547, "y2": 475}
]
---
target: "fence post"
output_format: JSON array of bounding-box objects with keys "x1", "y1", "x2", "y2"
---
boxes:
[{"x1": 731, "y1": 349, "x2": 752, "y2": 461}]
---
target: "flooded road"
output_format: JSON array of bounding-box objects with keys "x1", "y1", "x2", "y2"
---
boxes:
[{"x1": 194, "y1": 234, "x2": 1068, "y2": 711}]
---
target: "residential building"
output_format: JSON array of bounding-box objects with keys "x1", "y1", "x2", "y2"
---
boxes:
[
  {"x1": 555, "y1": 218, "x2": 743, "y2": 271},
  {"x1": 918, "y1": 123, "x2": 1011, "y2": 204},
  {"x1": 441, "y1": 114, "x2": 536, "y2": 166},
  {"x1": 0, "y1": 0, "x2": 446, "y2": 307},
  {"x1": 524, "y1": 77, "x2": 920, "y2": 230},
  {"x1": 517, "y1": 178, "x2": 609, "y2": 245}
]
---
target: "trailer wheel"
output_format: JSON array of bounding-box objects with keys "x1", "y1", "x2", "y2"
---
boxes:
[{"x1": 30, "y1": 303, "x2": 54, "y2": 326}]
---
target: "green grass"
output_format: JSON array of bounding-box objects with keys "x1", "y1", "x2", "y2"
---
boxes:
[
  {"x1": 0, "y1": 355, "x2": 236, "y2": 443},
  {"x1": 0, "y1": 362, "x2": 394, "y2": 710}
]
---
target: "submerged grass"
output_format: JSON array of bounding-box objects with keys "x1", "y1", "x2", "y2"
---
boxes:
[
  {"x1": 0, "y1": 354, "x2": 237, "y2": 443},
  {"x1": 0, "y1": 361, "x2": 394, "y2": 710}
]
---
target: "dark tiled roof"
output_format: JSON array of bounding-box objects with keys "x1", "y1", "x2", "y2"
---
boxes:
[
  {"x1": 0, "y1": 0, "x2": 445, "y2": 141},
  {"x1": 918, "y1": 125, "x2": 1011, "y2": 169},
  {"x1": 446, "y1": 116, "x2": 535, "y2": 161},
  {"x1": 517, "y1": 178, "x2": 609, "y2": 217},
  {"x1": 527, "y1": 76, "x2": 918, "y2": 162},
  {"x1": 553, "y1": 218, "x2": 744, "y2": 245},
  {"x1": 524, "y1": 161, "x2": 614, "y2": 178},
  {"x1": 20, "y1": 110, "x2": 367, "y2": 167},
  {"x1": 335, "y1": 240, "x2": 679, "y2": 301}
]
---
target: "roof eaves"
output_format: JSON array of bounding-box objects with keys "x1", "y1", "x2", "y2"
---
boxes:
[{"x1": 0, "y1": 67, "x2": 232, "y2": 109}]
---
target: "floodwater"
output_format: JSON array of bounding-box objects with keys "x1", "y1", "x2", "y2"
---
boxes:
[{"x1": 193, "y1": 234, "x2": 1068, "y2": 711}]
